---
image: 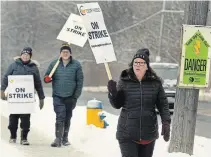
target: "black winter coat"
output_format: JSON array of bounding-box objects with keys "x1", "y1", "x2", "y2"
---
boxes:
[
  {"x1": 1, "y1": 57, "x2": 45, "y2": 100},
  {"x1": 109, "y1": 69, "x2": 171, "y2": 141}
]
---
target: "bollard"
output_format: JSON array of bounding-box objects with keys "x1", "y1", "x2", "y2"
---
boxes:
[{"x1": 86, "y1": 98, "x2": 109, "y2": 128}]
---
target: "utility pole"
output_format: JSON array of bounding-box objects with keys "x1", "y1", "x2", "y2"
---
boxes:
[
  {"x1": 157, "y1": 0, "x2": 166, "y2": 62},
  {"x1": 168, "y1": 1, "x2": 209, "y2": 155}
]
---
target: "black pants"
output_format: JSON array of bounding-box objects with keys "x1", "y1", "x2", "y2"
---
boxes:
[
  {"x1": 53, "y1": 96, "x2": 74, "y2": 127},
  {"x1": 118, "y1": 140, "x2": 156, "y2": 157},
  {"x1": 8, "y1": 114, "x2": 30, "y2": 138}
]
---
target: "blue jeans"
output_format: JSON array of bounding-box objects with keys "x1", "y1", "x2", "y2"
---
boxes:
[{"x1": 53, "y1": 96, "x2": 76, "y2": 127}]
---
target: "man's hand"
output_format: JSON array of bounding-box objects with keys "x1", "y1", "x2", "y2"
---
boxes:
[
  {"x1": 44, "y1": 75, "x2": 52, "y2": 83},
  {"x1": 71, "y1": 98, "x2": 77, "y2": 110}
]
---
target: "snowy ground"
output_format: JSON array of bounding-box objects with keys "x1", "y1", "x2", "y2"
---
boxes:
[{"x1": 1, "y1": 97, "x2": 210, "y2": 157}]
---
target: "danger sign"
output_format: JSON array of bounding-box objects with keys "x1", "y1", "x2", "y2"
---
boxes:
[{"x1": 178, "y1": 25, "x2": 211, "y2": 88}]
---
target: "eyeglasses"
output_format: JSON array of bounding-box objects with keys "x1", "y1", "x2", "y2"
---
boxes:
[
  {"x1": 61, "y1": 50, "x2": 71, "y2": 53},
  {"x1": 133, "y1": 61, "x2": 146, "y2": 66}
]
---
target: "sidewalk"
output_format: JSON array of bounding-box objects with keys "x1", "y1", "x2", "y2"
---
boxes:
[
  {"x1": 1, "y1": 97, "x2": 210, "y2": 157},
  {"x1": 0, "y1": 99, "x2": 93, "y2": 157}
]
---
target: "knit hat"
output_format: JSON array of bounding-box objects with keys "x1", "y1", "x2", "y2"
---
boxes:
[
  {"x1": 60, "y1": 43, "x2": 71, "y2": 53},
  {"x1": 21, "y1": 47, "x2": 32, "y2": 57},
  {"x1": 133, "y1": 48, "x2": 150, "y2": 67}
]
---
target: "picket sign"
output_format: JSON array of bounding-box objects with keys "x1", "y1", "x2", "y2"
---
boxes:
[
  {"x1": 47, "y1": 14, "x2": 88, "y2": 80},
  {"x1": 7, "y1": 75, "x2": 37, "y2": 114},
  {"x1": 57, "y1": 13, "x2": 88, "y2": 47},
  {"x1": 77, "y1": 2, "x2": 117, "y2": 80}
]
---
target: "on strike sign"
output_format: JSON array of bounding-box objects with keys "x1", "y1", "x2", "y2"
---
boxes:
[
  {"x1": 57, "y1": 13, "x2": 88, "y2": 47},
  {"x1": 77, "y1": 2, "x2": 117, "y2": 64},
  {"x1": 7, "y1": 75, "x2": 35, "y2": 103}
]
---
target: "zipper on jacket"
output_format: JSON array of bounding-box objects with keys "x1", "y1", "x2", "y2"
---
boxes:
[{"x1": 140, "y1": 81, "x2": 142, "y2": 140}]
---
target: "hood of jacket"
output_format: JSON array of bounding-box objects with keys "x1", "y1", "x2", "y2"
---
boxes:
[{"x1": 13, "y1": 56, "x2": 40, "y2": 67}]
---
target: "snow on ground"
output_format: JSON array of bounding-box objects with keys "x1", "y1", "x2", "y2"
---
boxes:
[
  {"x1": 1, "y1": 139, "x2": 25, "y2": 157},
  {"x1": 1, "y1": 97, "x2": 210, "y2": 157}
]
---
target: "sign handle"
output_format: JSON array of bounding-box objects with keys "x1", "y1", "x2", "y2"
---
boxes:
[
  {"x1": 49, "y1": 55, "x2": 61, "y2": 78},
  {"x1": 104, "y1": 62, "x2": 112, "y2": 80}
]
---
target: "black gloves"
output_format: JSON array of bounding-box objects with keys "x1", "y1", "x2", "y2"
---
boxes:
[
  {"x1": 161, "y1": 121, "x2": 170, "y2": 142},
  {"x1": 107, "y1": 80, "x2": 117, "y2": 96}
]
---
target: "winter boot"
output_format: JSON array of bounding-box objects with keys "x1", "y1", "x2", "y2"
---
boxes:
[
  {"x1": 9, "y1": 129, "x2": 17, "y2": 143},
  {"x1": 20, "y1": 130, "x2": 30, "y2": 145},
  {"x1": 62, "y1": 121, "x2": 70, "y2": 146},
  {"x1": 9, "y1": 138, "x2": 16, "y2": 143},
  {"x1": 51, "y1": 122, "x2": 64, "y2": 147}
]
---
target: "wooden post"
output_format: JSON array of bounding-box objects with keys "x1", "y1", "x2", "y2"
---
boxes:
[
  {"x1": 104, "y1": 62, "x2": 112, "y2": 80},
  {"x1": 49, "y1": 55, "x2": 61, "y2": 78},
  {"x1": 168, "y1": 1, "x2": 209, "y2": 155}
]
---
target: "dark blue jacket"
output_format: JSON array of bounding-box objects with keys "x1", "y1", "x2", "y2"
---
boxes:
[
  {"x1": 45, "y1": 58, "x2": 84, "y2": 99},
  {"x1": 1, "y1": 57, "x2": 45, "y2": 99}
]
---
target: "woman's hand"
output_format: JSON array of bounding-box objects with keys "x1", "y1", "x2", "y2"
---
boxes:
[{"x1": 107, "y1": 80, "x2": 117, "y2": 95}]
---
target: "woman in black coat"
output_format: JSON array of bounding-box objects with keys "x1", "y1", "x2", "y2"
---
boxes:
[{"x1": 107, "y1": 48, "x2": 171, "y2": 157}]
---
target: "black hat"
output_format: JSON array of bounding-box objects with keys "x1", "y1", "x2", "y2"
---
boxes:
[
  {"x1": 133, "y1": 48, "x2": 150, "y2": 65},
  {"x1": 21, "y1": 47, "x2": 32, "y2": 57},
  {"x1": 60, "y1": 43, "x2": 71, "y2": 53}
]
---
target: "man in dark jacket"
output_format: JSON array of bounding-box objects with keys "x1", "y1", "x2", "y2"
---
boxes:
[
  {"x1": 1, "y1": 47, "x2": 45, "y2": 145},
  {"x1": 107, "y1": 48, "x2": 171, "y2": 157},
  {"x1": 44, "y1": 43, "x2": 84, "y2": 147}
]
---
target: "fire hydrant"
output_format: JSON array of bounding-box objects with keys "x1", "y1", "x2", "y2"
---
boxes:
[{"x1": 86, "y1": 98, "x2": 109, "y2": 128}]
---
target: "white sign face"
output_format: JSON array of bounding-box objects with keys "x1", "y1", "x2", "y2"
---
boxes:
[
  {"x1": 77, "y1": 2, "x2": 117, "y2": 64},
  {"x1": 7, "y1": 75, "x2": 35, "y2": 103},
  {"x1": 57, "y1": 13, "x2": 88, "y2": 47}
]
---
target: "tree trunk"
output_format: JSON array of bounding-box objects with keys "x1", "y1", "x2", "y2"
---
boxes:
[
  {"x1": 206, "y1": 2, "x2": 211, "y2": 91},
  {"x1": 168, "y1": 1, "x2": 209, "y2": 155}
]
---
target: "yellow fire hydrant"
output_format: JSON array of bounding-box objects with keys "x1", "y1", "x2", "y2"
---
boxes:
[{"x1": 86, "y1": 98, "x2": 109, "y2": 128}]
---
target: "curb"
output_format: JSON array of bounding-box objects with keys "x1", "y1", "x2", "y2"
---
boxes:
[
  {"x1": 83, "y1": 86, "x2": 211, "y2": 102},
  {"x1": 83, "y1": 86, "x2": 107, "y2": 92}
]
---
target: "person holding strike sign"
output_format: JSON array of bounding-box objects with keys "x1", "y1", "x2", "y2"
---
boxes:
[
  {"x1": 44, "y1": 43, "x2": 84, "y2": 147},
  {"x1": 107, "y1": 48, "x2": 171, "y2": 157},
  {"x1": 1, "y1": 47, "x2": 45, "y2": 145}
]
